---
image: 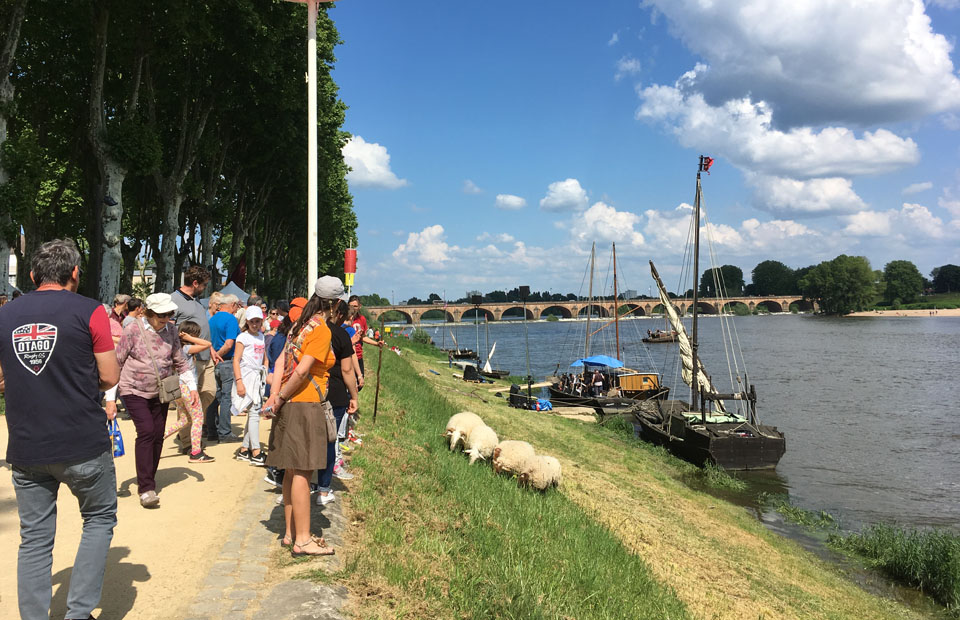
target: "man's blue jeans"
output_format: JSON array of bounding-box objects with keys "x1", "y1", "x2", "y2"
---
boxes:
[
  {"x1": 12, "y1": 450, "x2": 117, "y2": 620},
  {"x1": 214, "y1": 360, "x2": 235, "y2": 438}
]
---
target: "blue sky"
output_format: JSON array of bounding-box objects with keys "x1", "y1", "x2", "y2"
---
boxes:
[{"x1": 327, "y1": 0, "x2": 960, "y2": 302}]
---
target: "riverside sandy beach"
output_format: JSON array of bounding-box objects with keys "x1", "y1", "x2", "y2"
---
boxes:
[
  {"x1": 845, "y1": 308, "x2": 960, "y2": 317},
  {"x1": 0, "y1": 414, "x2": 281, "y2": 619}
]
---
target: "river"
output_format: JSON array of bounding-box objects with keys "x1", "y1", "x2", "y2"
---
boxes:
[{"x1": 415, "y1": 314, "x2": 960, "y2": 532}]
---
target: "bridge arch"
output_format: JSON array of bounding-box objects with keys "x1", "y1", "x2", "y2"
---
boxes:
[
  {"x1": 382, "y1": 309, "x2": 414, "y2": 324},
  {"x1": 618, "y1": 303, "x2": 646, "y2": 317},
  {"x1": 695, "y1": 302, "x2": 719, "y2": 315},
  {"x1": 420, "y1": 308, "x2": 455, "y2": 322},
  {"x1": 577, "y1": 304, "x2": 609, "y2": 318},
  {"x1": 755, "y1": 300, "x2": 783, "y2": 313},
  {"x1": 790, "y1": 298, "x2": 814, "y2": 312},
  {"x1": 460, "y1": 308, "x2": 494, "y2": 322},
  {"x1": 498, "y1": 306, "x2": 534, "y2": 321},
  {"x1": 539, "y1": 305, "x2": 573, "y2": 319},
  {"x1": 722, "y1": 301, "x2": 750, "y2": 315}
]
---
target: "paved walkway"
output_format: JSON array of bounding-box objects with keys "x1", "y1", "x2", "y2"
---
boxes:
[{"x1": 182, "y1": 479, "x2": 350, "y2": 620}]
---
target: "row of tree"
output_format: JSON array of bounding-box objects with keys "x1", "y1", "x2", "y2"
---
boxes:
[{"x1": 0, "y1": 0, "x2": 356, "y2": 302}]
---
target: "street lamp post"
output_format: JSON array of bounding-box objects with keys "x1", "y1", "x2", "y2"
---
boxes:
[{"x1": 285, "y1": 0, "x2": 338, "y2": 286}]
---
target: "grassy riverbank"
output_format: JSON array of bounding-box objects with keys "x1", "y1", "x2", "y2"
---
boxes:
[{"x1": 315, "y1": 338, "x2": 936, "y2": 619}]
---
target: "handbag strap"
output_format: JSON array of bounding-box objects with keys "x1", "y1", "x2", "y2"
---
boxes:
[{"x1": 135, "y1": 318, "x2": 167, "y2": 384}]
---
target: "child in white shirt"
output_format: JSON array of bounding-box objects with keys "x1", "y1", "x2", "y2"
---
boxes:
[{"x1": 232, "y1": 306, "x2": 268, "y2": 465}]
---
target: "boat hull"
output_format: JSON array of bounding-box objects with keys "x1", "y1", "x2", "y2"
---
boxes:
[
  {"x1": 548, "y1": 385, "x2": 667, "y2": 411},
  {"x1": 634, "y1": 410, "x2": 785, "y2": 470}
]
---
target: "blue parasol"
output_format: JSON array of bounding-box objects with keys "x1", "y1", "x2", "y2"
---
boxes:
[{"x1": 570, "y1": 354, "x2": 623, "y2": 368}]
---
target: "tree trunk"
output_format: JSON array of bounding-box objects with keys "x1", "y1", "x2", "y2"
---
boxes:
[
  {"x1": 155, "y1": 184, "x2": 183, "y2": 292},
  {"x1": 0, "y1": 0, "x2": 27, "y2": 293},
  {"x1": 99, "y1": 158, "x2": 127, "y2": 300}
]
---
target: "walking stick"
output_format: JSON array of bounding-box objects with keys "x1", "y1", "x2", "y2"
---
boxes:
[{"x1": 372, "y1": 337, "x2": 384, "y2": 424}]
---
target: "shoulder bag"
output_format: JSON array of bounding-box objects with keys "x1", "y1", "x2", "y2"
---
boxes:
[{"x1": 136, "y1": 319, "x2": 182, "y2": 403}]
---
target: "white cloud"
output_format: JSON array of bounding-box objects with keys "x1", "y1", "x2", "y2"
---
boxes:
[
  {"x1": 842, "y1": 202, "x2": 946, "y2": 238},
  {"x1": 572, "y1": 202, "x2": 645, "y2": 247},
  {"x1": 939, "y1": 192, "x2": 960, "y2": 218},
  {"x1": 342, "y1": 136, "x2": 408, "y2": 189},
  {"x1": 476, "y1": 232, "x2": 515, "y2": 243},
  {"x1": 392, "y1": 225, "x2": 455, "y2": 271},
  {"x1": 641, "y1": 0, "x2": 960, "y2": 127},
  {"x1": 608, "y1": 32, "x2": 620, "y2": 46},
  {"x1": 463, "y1": 179, "x2": 483, "y2": 194},
  {"x1": 902, "y1": 181, "x2": 933, "y2": 195},
  {"x1": 615, "y1": 56, "x2": 642, "y2": 81},
  {"x1": 637, "y1": 80, "x2": 920, "y2": 179},
  {"x1": 929, "y1": 0, "x2": 960, "y2": 9},
  {"x1": 740, "y1": 218, "x2": 816, "y2": 250},
  {"x1": 540, "y1": 178, "x2": 589, "y2": 212},
  {"x1": 494, "y1": 194, "x2": 527, "y2": 210},
  {"x1": 749, "y1": 175, "x2": 867, "y2": 216},
  {"x1": 941, "y1": 113, "x2": 960, "y2": 130}
]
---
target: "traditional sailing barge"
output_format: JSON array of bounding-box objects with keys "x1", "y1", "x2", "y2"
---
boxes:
[{"x1": 635, "y1": 157, "x2": 785, "y2": 470}]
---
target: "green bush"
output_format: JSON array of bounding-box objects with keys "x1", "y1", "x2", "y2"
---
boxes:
[
  {"x1": 830, "y1": 524, "x2": 960, "y2": 609},
  {"x1": 411, "y1": 328, "x2": 433, "y2": 345},
  {"x1": 545, "y1": 314, "x2": 560, "y2": 322}
]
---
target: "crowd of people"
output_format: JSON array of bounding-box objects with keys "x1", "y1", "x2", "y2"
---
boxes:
[
  {"x1": 0, "y1": 239, "x2": 382, "y2": 619},
  {"x1": 557, "y1": 369, "x2": 620, "y2": 397}
]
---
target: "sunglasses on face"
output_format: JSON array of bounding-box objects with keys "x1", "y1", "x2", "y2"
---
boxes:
[{"x1": 157, "y1": 311, "x2": 174, "y2": 319}]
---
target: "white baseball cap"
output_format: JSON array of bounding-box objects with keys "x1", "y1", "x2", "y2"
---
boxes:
[
  {"x1": 244, "y1": 306, "x2": 264, "y2": 321},
  {"x1": 145, "y1": 293, "x2": 178, "y2": 314}
]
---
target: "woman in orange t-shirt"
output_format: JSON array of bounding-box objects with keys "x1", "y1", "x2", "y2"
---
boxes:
[{"x1": 263, "y1": 276, "x2": 347, "y2": 557}]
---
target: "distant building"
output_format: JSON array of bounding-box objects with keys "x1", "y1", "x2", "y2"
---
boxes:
[{"x1": 621, "y1": 289, "x2": 638, "y2": 299}]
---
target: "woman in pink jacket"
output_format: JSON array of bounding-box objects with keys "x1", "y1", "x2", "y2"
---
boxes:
[{"x1": 105, "y1": 293, "x2": 198, "y2": 508}]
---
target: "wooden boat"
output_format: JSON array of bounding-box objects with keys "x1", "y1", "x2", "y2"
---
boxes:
[
  {"x1": 634, "y1": 157, "x2": 785, "y2": 471},
  {"x1": 480, "y1": 369, "x2": 510, "y2": 379},
  {"x1": 642, "y1": 329, "x2": 677, "y2": 343},
  {"x1": 549, "y1": 243, "x2": 668, "y2": 413}
]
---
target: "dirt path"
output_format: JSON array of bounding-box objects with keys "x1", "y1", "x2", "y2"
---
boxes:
[
  {"x1": 0, "y1": 411, "x2": 344, "y2": 619},
  {"x1": 845, "y1": 308, "x2": 960, "y2": 317}
]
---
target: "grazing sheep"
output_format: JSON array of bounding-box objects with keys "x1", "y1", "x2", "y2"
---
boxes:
[
  {"x1": 464, "y1": 424, "x2": 499, "y2": 464},
  {"x1": 443, "y1": 411, "x2": 484, "y2": 451},
  {"x1": 518, "y1": 455, "x2": 562, "y2": 491},
  {"x1": 492, "y1": 440, "x2": 536, "y2": 476}
]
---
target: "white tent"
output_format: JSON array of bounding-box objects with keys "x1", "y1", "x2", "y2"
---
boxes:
[{"x1": 219, "y1": 281, "x2": 250, "y2": 304}]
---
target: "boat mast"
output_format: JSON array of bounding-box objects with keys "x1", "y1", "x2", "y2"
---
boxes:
[
  {"x1": 613, "y1": 242, "x2": 620, "y2": 362},
  {"x1": 585, "y1": 242, "x2": 595, "y2": 358},
  {"x1": 691, "y1": 156, "x2": 706, "y2": 413}
]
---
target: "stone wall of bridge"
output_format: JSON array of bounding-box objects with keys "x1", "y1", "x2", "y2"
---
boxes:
[{"x1": 366, "y1": 296, "x2": 814, "y2": 324}]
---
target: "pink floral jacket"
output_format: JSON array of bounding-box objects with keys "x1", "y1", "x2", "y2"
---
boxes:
[{"x1": 114, "y1": 319, "x2": 193, "y2": 399}]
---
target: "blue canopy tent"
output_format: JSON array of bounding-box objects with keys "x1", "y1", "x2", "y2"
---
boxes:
[{"x1": 570, "y1": 354, "x2": 623, "y2": 368}]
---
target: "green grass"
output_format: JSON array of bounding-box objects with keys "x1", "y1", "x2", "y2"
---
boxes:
[
  {"x1": 339, "y1": 345, "x2": 690, "y2": 619},
  {"x1": 829, "y1": 524, "x2": 960, "y2": 610},
  {"x1": 759, "y1": 493, "x2": 839, "y2": 530}
]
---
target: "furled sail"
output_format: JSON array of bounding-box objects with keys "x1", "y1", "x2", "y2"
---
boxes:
[{"x1": 649, "y1": 261, "x2": 725, "y2": 413}]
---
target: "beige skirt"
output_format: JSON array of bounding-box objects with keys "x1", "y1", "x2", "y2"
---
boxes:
[{"x1": 266, "y1": 401, "x2": 329, "y2": 470}]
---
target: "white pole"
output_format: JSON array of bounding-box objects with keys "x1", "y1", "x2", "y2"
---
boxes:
[{"x1": 307, "y1": 0, "x2": 319, "y2": 287}]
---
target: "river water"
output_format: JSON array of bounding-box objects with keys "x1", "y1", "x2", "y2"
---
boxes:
[{"x1": 419, "y1": 314, "x2": 960, "y2": 532}]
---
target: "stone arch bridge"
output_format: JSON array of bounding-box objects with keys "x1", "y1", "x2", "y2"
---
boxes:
[{"x1": 367, "y1": 296, "x2": 812, "y2": 324}]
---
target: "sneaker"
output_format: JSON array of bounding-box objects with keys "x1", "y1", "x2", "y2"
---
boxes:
[
  {"x1": 139, "y1": 490, "x2": 160, "y2": 508},
  {"x1": 235, "y1": 449, "x2": 251, "y2": 462},
  {"x1": 275, "y1": 494, "x2": 284, "y2": 505},
  {"x1": 248, "y1": 452, "x2": 267, "y2": 467},
  {"x1": 332, "y1": 465, "x2": 354, "y2": 481},
  {"x1": 316, "y1": 492, "x2": 336, "y2": 506},
  {"x1": 309, "y1": 482, "x2": 321, "y2": 494},
  {"x1": 263, "y1": 470, "x2": 282, "y2": 487},
  {"x1": 189, "y1": 451, "x2": 215, "y2": 463}
]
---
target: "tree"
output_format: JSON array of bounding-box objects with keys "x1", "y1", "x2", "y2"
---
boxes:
[
  {"x1": 699, "y1": 264, "x2": 744, "y2": 296},
  {"x1": 427, "y1": 293, "x2": 441, "y2": 302},
  {"x1": 0, "y1": 0, "x2": 28, "y2": 293},
  {"x1": 750, "y1": 260, "x2": 796, "y2": 295},
  {"x1": 882, "y1": 260, "x2": 923, "y2": 304},
  {"x1": 406, "y1": 296, "x2": 424, "y2": 305},
  {"x1": 932, "y1": 264, "x2": 960, "y2": 293},
  {"x1": 799, "y1": 255, "x2": 875, "y2": 315}
]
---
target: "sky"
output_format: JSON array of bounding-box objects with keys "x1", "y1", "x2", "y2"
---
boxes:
[{"x1": 326, "y1": 0, "x2": 960, "y2": 302}]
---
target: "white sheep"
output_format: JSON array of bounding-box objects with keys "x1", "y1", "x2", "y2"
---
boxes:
[
  {"x1": 443, "y1": 411, "x2": 484, "y2": 451},
  {"x1": 492, "y1": 440, "x2": 536, "y2": 476},
  {"x1": 518, "y1": 455, "x2": 562, "y2": 491},
  {"x1": 464, "y1": 424, "x2": 499, "y2": 465}
]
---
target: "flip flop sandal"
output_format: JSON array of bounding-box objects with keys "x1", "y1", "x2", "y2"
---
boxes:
[{"x1": 291, "y1": 538, "x2": 335, "y2": 557}]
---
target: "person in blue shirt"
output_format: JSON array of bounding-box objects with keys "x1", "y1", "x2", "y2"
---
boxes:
[{"x1": 207, "y1": 293, "x2": 241, "y2": 441}]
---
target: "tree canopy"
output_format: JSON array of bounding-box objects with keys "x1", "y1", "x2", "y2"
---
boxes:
[
  {"x1": 882, "y1": 260, "x2": 923, "y2": 304},
  {"x1": 748, "y1": 260, "x2": 797, "y2": 295},
  {"x1": 699, "y1": 265, "x2": 744, "y2": 297},
  {"x1": 0, "y1": 0, "x2": 356, "y2": 301},
  {"x1": 799, "y1": 255, "x2": 875, "y2": 315},
  {"x1": 931, "y1": 264, "x2": 960, "y2": 293}
]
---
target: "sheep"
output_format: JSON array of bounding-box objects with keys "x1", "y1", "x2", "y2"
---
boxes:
[
  {"x1": 492, "y1": 440, "x2": 536, "y2": 476},
  {"x1": 463, "y1": 424, "x2": 499, "y2": 465},
  {"x1": 518, "y1": 455, "x2": 562, "y2": 491},
  {"x1": 443, "y1": 411, "x2": 484, "y2": 451}
]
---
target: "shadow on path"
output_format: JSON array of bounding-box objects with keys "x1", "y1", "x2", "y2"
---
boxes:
[
  {"x1": 118, "y1": 467, "x2": 204, "y2": 497},
  {"x1": 50, "y1": 546, "x2": 149, "y2": 620}
]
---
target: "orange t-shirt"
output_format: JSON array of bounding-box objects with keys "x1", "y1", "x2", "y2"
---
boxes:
[{"x1": 288, "y1": 321, "x2": 336, "y2": 403}]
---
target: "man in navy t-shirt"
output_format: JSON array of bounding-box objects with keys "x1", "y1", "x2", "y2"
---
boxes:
[{"x1": 0, "y1": 239, "x2": 121, "y2": 620}]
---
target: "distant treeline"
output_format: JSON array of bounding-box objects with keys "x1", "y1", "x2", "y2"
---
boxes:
[{"x1": 364, "y1": 260, "x2": 960, "y2": 316}]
